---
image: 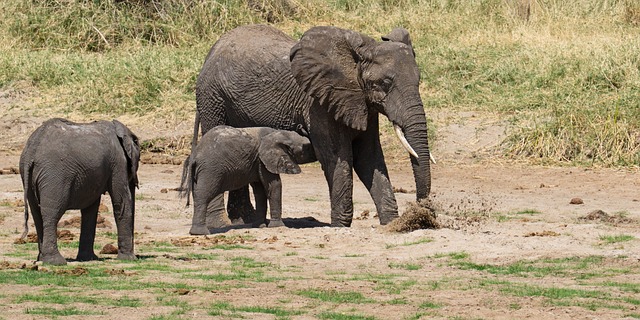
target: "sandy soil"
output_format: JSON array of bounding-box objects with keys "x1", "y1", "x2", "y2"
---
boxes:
[{"x1": 0, "y1": 91, "x2": 639, "y2": 319}]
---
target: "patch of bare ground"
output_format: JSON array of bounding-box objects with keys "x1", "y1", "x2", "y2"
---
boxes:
[{"x1": 0, "y1": 110, "x2": 639, "y2": 319}]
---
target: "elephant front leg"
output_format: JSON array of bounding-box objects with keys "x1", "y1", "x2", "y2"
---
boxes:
[
  {"x1": 258, "y1": 171, "x2": 285, "y2": 228},
  {"x1": 111, "y1": 195, "x2": 136, "y2": 260},
  {"x1": 325, "y1": 158, "x2": 355, "y2": 227},
  {"x1": 77, "y1": 199, "x2": 100, "y2": 261},
  {"x1": 249, "y1": 182, "x2": 269, "y2": 228},
  {"x1": 353, "y1": 128, "x2": 399, "y2": 225}
]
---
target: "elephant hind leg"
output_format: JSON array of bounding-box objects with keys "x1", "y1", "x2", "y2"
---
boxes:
[
  {"x1": 38, "y1": 204, "x2": 67, "y2": 265},
  {"x1": 77, "y1": 199, "x2": 100, "y2": 262}
]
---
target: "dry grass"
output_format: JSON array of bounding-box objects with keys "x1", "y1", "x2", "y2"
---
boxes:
[{"x1": 0, "y1": 0, "x2": 638, "y2": 166}]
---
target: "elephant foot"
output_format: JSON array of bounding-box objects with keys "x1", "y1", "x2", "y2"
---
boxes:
[
  {"x1": 117, "y1": 252, "x2": 137, "y2": 260},
  {"x1": 378, "y1": 213, "x2": 400, "y2": 225},
  {"x1": 76, "y1": 252, "x2": 99, "y2": 262},
  {"x1": 267, "y1": 219, "x2": 285, "y2": 228},
  {"x1": 189, "y1": 225, "x2": 210, "y2": 235},
  {"x1": 252, "y1": 220, "x2": 267, "y2": 228},
  {"x1": 230, "y1": 218, "x2": 245, "y2": 225},
  {"x1": 40, "y1": 253, "x2": 67, "y2": 265}
]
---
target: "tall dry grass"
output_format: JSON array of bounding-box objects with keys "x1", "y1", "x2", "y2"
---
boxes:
[{"x1": 0, "y1": 0, "x2": 638, "y2": 166}]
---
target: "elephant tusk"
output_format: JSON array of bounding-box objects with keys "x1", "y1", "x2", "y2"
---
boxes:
[
  {"x1": 394, "y1": 125, "x2": 419, "y2": 159},
  {"x1": 429, "y1": 153, "x2": 436, "y2": 164}
]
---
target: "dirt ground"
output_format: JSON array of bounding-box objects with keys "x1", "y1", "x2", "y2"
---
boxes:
[{"x1": 0, "y1": 94, "x2": 639, "y2": 319}]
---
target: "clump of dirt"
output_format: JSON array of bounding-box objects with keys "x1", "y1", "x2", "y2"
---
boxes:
[
  {"x1": 579, "y1": 210, "x2": 636, "y2": 224},
  {"x1": 0, "y1": 261, "x2": 27, "y2": 270},
  {"x1": 58, "y1": 214, "x2": 112, "y2": 229},
  {"x1": 392, "y1": 186, "x2": 414, "y2": 194},
  {"x1": 169, "y1": 235, "x2": 256, "y2": 247},
  {"x1": 386, "y1": 199, "x2": 439, "y2": 233},
  {"x1": 354, "y1": 210, "x2": 370, "y2": 220},
  {"x1": 14, "y1": 230, "x2": 74, "y2": 243},
  {"x1": 100, "y1": 243, "x2": 118, "y2": 254},
  {"x1": 570, "y1": 197, "x2": 584, "y2": 205},
  {"x1": 0, "y1": 166, "x2": 19, "y2": 175},
  {"x1": 57, "y1": 229, "x2": 74, "y2": 241},
  {"x1": 105, "y1": 268, "x2": 136, "y2": 276},
  {"x1": 54, "y1": 267, "x2": 88, "y2": 276},
  {"x1": 525, "y1": 230, "x2": 560, "y2": 237}
]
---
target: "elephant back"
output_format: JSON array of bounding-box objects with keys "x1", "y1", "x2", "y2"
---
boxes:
[{"x1": 196, "y1": 25, "x2": 311, "y2": 133}]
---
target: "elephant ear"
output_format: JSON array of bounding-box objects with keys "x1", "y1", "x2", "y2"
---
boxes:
[
  {"x1": 258, "y1": 132, "x2": 302, "y2": 175},
  {"x1": 290, "y1": 26, "x2": 373, "y2": 131},
  {"x1": 113, "y1": 120, "x2": 140, "y2": 187},
  {"x1": 381, "y1": 27, "x2": 415, "y2": 57}
]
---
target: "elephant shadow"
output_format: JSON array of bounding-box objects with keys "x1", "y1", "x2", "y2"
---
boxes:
[{"x1": 207, "y1": 216, "x2": 330, "y2": 234}]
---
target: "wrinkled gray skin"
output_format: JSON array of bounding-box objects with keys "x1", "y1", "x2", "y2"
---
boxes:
[
  {"x1": 19, "y1": 118, "x2": 140, "y2": 265},
  {"x1": 180, "y1": 126, "x2": 316, "y2": 235},
  {"x1": 193, "y1": 24, "x2": 431, "y2": 227}
]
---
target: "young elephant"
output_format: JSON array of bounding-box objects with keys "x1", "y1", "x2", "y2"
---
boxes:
[
  {"x1": 19, "y1": 118, "x2": 140, "y2": 265},
  {"x1": 180, "y1": 126, "x2": 316, "y2": 235}
]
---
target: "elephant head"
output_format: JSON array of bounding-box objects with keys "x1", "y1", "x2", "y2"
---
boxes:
[
  {"x1": 258, "y1": 131, "x2": 316, "y2": 174},
  {"x1": 289, "y1": 26, "x2": 431, "y2": 199}
]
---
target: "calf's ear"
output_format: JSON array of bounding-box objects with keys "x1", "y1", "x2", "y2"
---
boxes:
[{"x1": 258, "y1": 132, "x2": 302, "y2": 175}]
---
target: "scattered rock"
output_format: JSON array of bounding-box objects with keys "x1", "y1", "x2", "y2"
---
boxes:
[
  {"x1": 393, "y1": 186, "x2": 409, "y2": 193},
  {"x1": 570, "y1": 198, "x2": 584, "y2": 205},
  {"x1": 161, "y1": 170, "x2": 174, "y2": 174},
  {"x1": 100, "y1": 243, "x2": 118, "y2": 254},
  {"x1": 161, "y1": 188, "x2": 168, "y2": 193},
  {"x1": 98, "y1": 203, "x2": 109, "y2": 213}
]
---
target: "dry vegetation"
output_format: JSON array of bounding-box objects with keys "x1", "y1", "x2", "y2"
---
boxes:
[{"x1": 0, "y1": 0, "x2": 639, "y2": 166}]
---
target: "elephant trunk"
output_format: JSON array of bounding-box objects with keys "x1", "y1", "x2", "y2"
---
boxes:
[{"x1": 386, "y1": 94, "x2": 432, "y2": 200}]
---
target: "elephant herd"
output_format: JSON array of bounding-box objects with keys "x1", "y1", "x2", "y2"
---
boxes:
[{"x1": 17, "y1": 24, "x2": 433, "y2": 265}]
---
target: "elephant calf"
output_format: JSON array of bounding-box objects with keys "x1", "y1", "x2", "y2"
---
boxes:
[
  {"x1": 180, "y1": 126, "x2": 316, "y2": 235},
  {"x1": 19, "y1": 118, "x2": 140, "y2": 265}
]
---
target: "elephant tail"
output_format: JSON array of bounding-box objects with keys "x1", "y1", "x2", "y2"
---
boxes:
[
  {"x1": 179, "y1": 110, "x2": 201, "y2": 207},
  {"x1": 20, "y1": 162, "x2": 33, "y2": 240},
  {"x1": 191, "y1": 110, "x2": 200, "y2": 152},
  {"x1": 178, "y1": 153, "x2": 193, "y2": 207}
]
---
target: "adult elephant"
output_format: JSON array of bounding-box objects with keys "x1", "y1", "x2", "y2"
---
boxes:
[{"x1": 193, "y1": 24, "x2": 431, "y2": 227}]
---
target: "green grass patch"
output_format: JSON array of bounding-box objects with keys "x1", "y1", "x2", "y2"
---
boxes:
[
  {"x1": 296, "y1": 289, "x2": 374, "y2": 304},
  {"x1": 208, "y1": 301, "x2": 303, "y2": 317},
  {"x1": 25, "y1": 306, "x2": 103, "y2": 316},
  {"x1": 208, "y1": 244, "x2": 254, "y2": 250},
  {"x1": 317, "y1": 312, "x2": 376, "y2": 320},
  {"x1": 389, "y1": 262, "x2": 422, "y2": 270},
  {"x1": 600, "y1": 234, "x2": 636, "y2": 244},
  {"x1": 419, "y1": 300, "x2": 443, "y2": 309},
  {"x1": 385, "y1": 238, "x2": 433, "y2": 249}
]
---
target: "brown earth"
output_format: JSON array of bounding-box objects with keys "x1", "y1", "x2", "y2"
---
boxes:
[{"x1": 0, "y1": 91, "x2": 639, "y2": 319}]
